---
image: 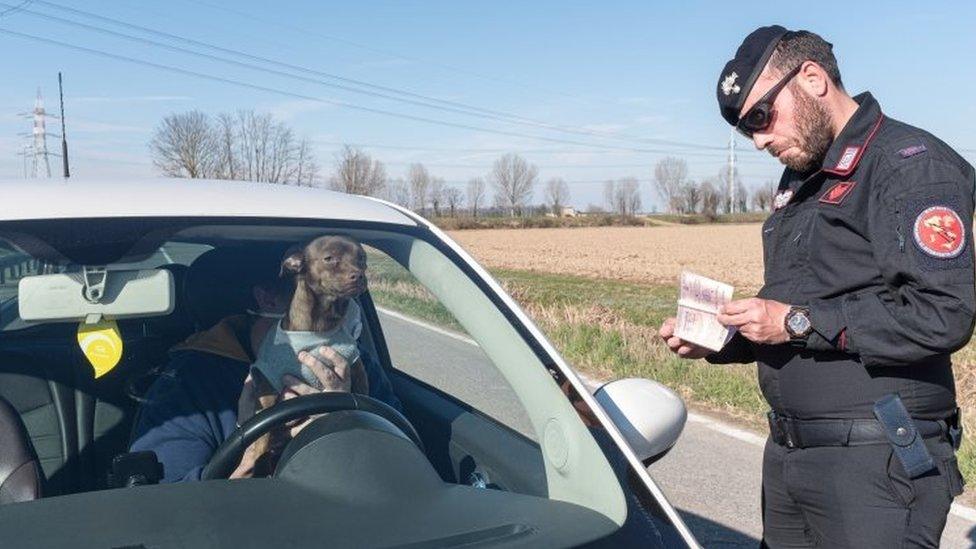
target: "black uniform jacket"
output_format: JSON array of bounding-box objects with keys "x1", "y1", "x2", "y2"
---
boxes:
[{"x1": 709, "y1": 93, "x2": 976, "y2": 420}]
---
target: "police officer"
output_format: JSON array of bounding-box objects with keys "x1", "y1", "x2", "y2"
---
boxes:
[{"x1": 659, "y1": 26, "x2": 975, "y2": 547}]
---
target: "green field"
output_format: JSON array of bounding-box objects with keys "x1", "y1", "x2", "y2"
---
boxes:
[{"x1": 367, "y1": 252, "x2": 976, "y2": 490}]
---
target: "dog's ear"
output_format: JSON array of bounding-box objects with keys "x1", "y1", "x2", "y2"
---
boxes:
[{"x1": 280, "y1": 249, "x2": 305, "y2": 276}]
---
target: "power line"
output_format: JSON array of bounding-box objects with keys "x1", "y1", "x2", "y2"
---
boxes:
[
  {"x1": 0, "y1": 27, "x2": 740, "y2": 154},
  {"x1": 0, "y1": 0, "x2": 31, "y2": 18},
  {"x1": 16, "y1": 0, "x2": 725, "y2": 151},
  {"x1": 312, "y1": 140, "x2": 761, "y2": 158},
  {"x1": 177, "y1": 0, "x2": 594, "y2": 107}
]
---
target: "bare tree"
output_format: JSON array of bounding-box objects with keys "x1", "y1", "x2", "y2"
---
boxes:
[
  {"x1": 653, "y1": 157, "x2": 688, "y2": 214},
  {"x1": 751, "y1": 179, "x2": 777, "y2": 212},
  {"x1": 603, "y1": 180, "x2": 616, "y2": 212},
  {"x1": 214, "y1": 112, "x2": 239, "y2": 180},
  {"x1": 329, "y1": 145, "x2": 386, "y2": 196},
  {"x1": 232, "y1": 110, "x2": 307, "y2": 184},
  {"x1": 683, "y1": 181, "x2": 702, "y2": 214},
  {"x1": 386, "y1": 177, "x2": 411, "y2": 207},
  {"x1": 718, "y1": 166, "x2": 745, "y2": 214},
  {"x1": 155, "y1": 109, "x2": 320, "y2": 184},
  {"x1": 408, "y1": 163, "x2": 431, "y2": 214},
  {"x1": 444, "y1": 186, "x2": 463, "y2": 217},
  {"x1": 700, "y1": 179, "x2": 721, "y2": 217},
  {"x1": 490, "y1": 153, "x2": 538, "y2": 217},
  {"x1": 545, "y1": 178, "x2": 570, "y2": 215},
  {"x1": 293, "y1": 138, "x2": 319, "y2": 186},
  {"x1": 149, "y1": 110, "x2": 218, "y2": 178},
  {"x1": 430, "y1": 177, "x2": 445, "y2": 217},
  {"x1": 612, "y1": 177, "x2": 642, "y2": 217},
  {"x1": 466, "y1": 177, "x2": 486, "y2": 217}
]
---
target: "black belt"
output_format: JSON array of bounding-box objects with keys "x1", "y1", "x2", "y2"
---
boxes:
[{"x1": 767, "y1": 411, "x2": 955, "y2": 449}]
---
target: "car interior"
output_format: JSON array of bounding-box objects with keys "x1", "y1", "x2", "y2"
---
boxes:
[{"x1": 0, "y1": 218, "x2": 694, "y2": 547}]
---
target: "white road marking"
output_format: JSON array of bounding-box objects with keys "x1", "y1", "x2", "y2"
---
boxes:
[
  {"x1": 376, "y1": 306, "x2": 477, "y2": 346},
  {"x1": 159, "y1": 246, "x2": 174, "y2": 264},
  {"x1": 686, "y1": 412, "x2": 767, "y2": 446},
  {"x1": 375, "y1": 305, "x2": 976, "y2": 524}
]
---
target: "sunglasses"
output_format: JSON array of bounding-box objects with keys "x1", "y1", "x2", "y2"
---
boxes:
[{"x1": 736, "y1": 64, "x2": 803, "y2": 138}]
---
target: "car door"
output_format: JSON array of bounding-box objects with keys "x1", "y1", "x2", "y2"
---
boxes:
[{"x1": 355, "y1": 250, "x2": 548, "y2": 498}]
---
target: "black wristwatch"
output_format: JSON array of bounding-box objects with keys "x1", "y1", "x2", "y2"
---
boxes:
[{"x1": 784, "y1": 306, "x2": 813, "y2": 341}]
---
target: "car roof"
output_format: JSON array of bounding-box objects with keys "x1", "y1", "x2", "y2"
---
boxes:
[{"x1": 0, "y1": 178, "x2": 418, "y2": 226}]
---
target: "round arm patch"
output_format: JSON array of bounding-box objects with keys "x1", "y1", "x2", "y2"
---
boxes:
[{"x1": 913, "y1": 206, "x2": 965, "y2": 259}]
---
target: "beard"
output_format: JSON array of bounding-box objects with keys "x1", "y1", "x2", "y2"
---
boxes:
[{"x1": 777, "y1": 85, "x2": 833, "y2": 172}]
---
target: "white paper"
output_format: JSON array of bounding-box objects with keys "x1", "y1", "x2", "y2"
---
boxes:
[{"x1": 674, "y1": 271, "x2": 735, "y2": 352}]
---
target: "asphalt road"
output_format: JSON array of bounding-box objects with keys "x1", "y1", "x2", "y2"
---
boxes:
[{"x1": 379, "y1": 308, "x2": 976, "y2": 548}]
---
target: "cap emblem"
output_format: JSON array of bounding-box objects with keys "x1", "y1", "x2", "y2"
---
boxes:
[{"x1": 721, "y1": 72, "x2": 741, "y2": 96}]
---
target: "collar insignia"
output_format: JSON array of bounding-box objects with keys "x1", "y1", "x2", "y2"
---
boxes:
[
  {"x1": 819, "y1": 181, "x2": 857, "y2": 205},
  {"x1": 773, "y1": 189, "x2": 794, "y2": 210},
  {"x1": 834, "y1": 146, "x2": 860, "y2": 172}
]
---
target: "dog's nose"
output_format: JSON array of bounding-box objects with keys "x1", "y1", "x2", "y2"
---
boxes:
[{"x1": 348, "y1": 271, "x2": 363, "y2": 282}]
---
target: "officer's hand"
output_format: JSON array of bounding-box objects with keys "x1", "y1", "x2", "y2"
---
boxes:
[
  {"x1": 659, "y1": 317, "x2": 713, "y2": 359},
  {"x1": 716, "y1": 298, "x2": 790, "y2": 345}
]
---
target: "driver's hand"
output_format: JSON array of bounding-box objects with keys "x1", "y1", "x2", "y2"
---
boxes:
[
  {"x1": 276, "y1": 347, "x2": 355, "y2": 437},
  {"x1": 297, "y1": 346, "x2": 352, "y2": 392},
  {"x1": 230, "y1": 348, "x2": 355, "y2": 479}
]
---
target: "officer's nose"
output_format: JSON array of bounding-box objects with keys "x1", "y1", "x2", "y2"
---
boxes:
[{"x1": 752, "y1": 132, "x2": 774, "y2": 151}]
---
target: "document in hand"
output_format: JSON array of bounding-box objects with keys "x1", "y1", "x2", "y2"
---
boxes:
[{"x1": 674, "y1": 271, "x2": 735, "y2": 352}]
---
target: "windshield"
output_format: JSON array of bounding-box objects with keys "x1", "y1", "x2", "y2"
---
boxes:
[{"x1": 0, "y1": 217, "x2": 629, "y2": 530}]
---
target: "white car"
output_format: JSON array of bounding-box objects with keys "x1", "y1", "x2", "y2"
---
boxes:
[{"x1": 0, "y1": 179, "x2": 696, "y2": 548}]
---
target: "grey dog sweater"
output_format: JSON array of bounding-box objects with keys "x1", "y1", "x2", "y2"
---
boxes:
[{"x1": 250, "y1": 300, "x2": 362, "y2": 392}]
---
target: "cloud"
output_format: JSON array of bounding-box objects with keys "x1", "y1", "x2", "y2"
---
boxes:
[
  {"x1": 633, "y1": 114, "x2": 670, "y2": 125},
  {"x1": 617, "y1": 96, "x2": 655, "y2": 106},
  {"x1": 72, "y1": 120, "x2": 149, "y2": 134}
]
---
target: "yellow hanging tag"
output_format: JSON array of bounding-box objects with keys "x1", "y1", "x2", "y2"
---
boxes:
[{"x1": 77, "y1": 320, "x2": 123, "y2": 378}]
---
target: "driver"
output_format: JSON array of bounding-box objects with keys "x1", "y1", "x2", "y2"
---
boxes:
[{"x1": 129, "y1": 250, "x2": 401, "y2": 482}]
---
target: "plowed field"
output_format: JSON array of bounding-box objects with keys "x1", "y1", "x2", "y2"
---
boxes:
[{"x1": 448, "y1": 224, "x2": 766, "y2": 293}]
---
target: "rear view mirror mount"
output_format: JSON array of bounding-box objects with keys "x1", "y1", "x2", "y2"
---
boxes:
[{"x1": 18, "y1": 268, "x2": 174, "y2": 324}]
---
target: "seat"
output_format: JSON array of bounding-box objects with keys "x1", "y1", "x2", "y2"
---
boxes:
[
  {"x1": 0, "y1": 395, "x2": 42, "y2": 504},
  {"x1": 183, "y1": 245, "x2": 290, "y2": 331}
]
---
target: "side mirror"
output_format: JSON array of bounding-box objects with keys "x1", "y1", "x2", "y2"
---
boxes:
[{"x1": 593, "y1": 378, "x2": 687, "y2": 466}]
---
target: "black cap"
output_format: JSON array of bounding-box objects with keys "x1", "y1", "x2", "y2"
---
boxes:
[{"x1": 717, "y1": 25, "x2": 789, "y2": 126}]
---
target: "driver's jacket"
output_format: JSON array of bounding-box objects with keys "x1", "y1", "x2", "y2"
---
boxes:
[
  {"x1": 130, "y1": 315, "x2": 401, "y2": 482},
  {"x1": 709, "y1": 92, "x2": 976, "y2": 420}
]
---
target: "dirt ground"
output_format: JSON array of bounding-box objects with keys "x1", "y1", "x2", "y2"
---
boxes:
[{"x1": 448, "y1": 224, "x2": 766, "y2": 293}]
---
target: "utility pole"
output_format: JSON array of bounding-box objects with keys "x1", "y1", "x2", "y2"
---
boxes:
[
  {"x1": 727, "y1": 128, "x2": 737, "y2": 214},
  {"x1": 19, "y1": 88, "x2": 59, "y2": 179},
  {"x1": 58, "y1": 72, "x2": 69, "y2": 178}
]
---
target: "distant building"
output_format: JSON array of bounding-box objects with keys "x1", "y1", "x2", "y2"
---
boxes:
[{"x1": 559, "y1": 206, "x2": 577, "y2": 218}]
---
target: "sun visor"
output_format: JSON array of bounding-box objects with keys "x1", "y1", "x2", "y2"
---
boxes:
[{"x1": 18, "y1": 268, "x2": 174, "y2": 324}]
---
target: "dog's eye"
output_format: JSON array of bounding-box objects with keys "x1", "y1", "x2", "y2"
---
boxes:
[{"x1": 322, "y1": 256, "x2": 333, "y2": 262}]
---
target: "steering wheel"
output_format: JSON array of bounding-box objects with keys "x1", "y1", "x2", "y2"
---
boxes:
[{"x1": 201, "y1": 392, "x2": 423, "y2": 480}]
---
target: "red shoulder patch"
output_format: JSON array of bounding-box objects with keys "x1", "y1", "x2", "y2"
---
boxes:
[
  {"x1": 913, "y1": 206, "x2": 965, "y2": 258},
  {"x1": 819, "y1": 181, "x2": 856, "y2": 205}
]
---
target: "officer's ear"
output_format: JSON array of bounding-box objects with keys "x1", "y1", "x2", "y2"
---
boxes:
[{"x1": 796, "y1": 60, "x2": 830, "y2": 98}]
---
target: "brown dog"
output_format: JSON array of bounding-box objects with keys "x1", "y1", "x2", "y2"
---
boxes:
[{"x1": 249, "y1": 235, "x2": 370, "y2": 474}]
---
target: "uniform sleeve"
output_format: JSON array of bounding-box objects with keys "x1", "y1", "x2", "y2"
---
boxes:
[
  {"x1": 705, "y1": 332, "x2": 756, "y2": 365},
  {"x1": 129, "y1": 354, "x2": 243, "y2": 482},
  {"x1": 361, "y1": 348, "x2": 403, "y2": 412},
  {"x1": 804, "y1": 157, "x2": 976, "y2": 366}
]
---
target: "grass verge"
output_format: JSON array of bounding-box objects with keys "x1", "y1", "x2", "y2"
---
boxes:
[{"x1": 367, "y1": 253, "x2": 976, "y2": 493}]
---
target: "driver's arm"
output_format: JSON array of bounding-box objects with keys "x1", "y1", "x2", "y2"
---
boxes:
[{"x1": 129, "y1": 353, "x2": 246, "y2": 482}]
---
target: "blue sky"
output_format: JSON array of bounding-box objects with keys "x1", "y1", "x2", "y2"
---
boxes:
[{"x1": 1, "y1": 0, "x2": 974, "y2": 209}]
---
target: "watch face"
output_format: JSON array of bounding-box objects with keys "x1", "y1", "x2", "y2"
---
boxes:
[{"x1": 788, "y1": 310, "x2": 811, "y2": 335}]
